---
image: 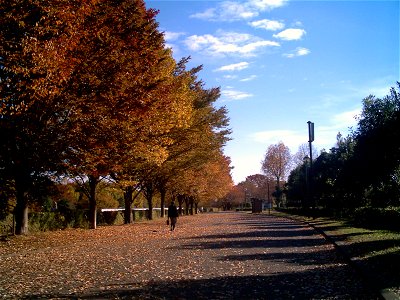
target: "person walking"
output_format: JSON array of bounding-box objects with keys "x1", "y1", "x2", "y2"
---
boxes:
[{"x1": 167, "y1": 201, "x2": 179, "y2": 231}]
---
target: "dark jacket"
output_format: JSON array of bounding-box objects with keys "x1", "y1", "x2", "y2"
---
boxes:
[{"x1": 168, "y1": 204, "x2": 179, "y2": 218}]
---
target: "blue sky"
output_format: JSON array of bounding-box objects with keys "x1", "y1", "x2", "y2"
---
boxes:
[{"x1": 146, "y1": 0, "x2": 399, "y2": 184}]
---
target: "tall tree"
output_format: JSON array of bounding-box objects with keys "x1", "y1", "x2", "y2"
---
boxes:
[
  {"x1": 57, "y1": 0, "x2": 172, "y2": 229},
  {"x1": 344, "y1": 84, "x2": 400, "y2": 207},
  {"x1": 293, "y1": 143, "x2": 319, "y2": 167},
  {"x1": 0, "y1": 0, "x2": 73, "y2": 234},
  {"x1": 245, "y1": 174, "x2": 273, "y2": 201},
  {"x1": 261, "y1": 142, "x2": 291, "y2": 206},
  {"x1": 112, "y1": 55, "x2": 195, "y2": 223},
  {"x1": 150, "y1": 63, "x2": 231, "y2": 217}
]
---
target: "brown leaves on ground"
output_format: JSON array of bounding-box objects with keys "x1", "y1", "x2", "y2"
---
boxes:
[{"x1": 0, "y1": 213, "x2": 379, "y2": 299}]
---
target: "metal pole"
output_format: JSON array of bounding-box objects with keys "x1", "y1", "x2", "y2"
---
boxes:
[{"x1": 307, "y1": 121, "x2": 315, "y2": 218}]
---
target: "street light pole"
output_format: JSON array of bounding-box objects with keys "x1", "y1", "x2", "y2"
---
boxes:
[
  {"x1": 307, "y1": 121, "x2": 315, "y2": 217},
  {"x1": 303, "y1": 155, "x2": 309, "y2": 211}
]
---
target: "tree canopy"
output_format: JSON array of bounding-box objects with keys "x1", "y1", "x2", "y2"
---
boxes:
[{"x1": 0, "y1": 0, "x2": 233, "y2": 233}]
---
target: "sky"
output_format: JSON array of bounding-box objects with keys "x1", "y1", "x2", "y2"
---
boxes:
[{"x1": 146, "y1": 0, "x2": 399, "y2": 184}]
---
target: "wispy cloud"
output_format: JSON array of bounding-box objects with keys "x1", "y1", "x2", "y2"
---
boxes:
[
  {"x1": 249, "y1": 19, "x2": 285, "y2": 31},
  {"x1": 251, "y1": 130, "x2": 305, "y2": 152},
  {"x1": 250, "y1": 108, "x2": 362, "y2": 153},
  {"x1": 240, "y1": 75, "x2": 258, "y2": 81},
  {"x1": 184, "y1": 31, "x2": 279, "y2": 57},
  {"x1": 190, "y1": 0, "x2": 287, "y2": 22},
  {"x1": 273, "y1": 28, "x2": 306, "y2": 40},
  {"x1": 215, "y1": 62, "x2": 250, "y2": 72},
  {"x1": 283, "y1": 47, "x2": 310, "y2": 58},
  {"x1": 164, "y1": 31, "x2": 185, "y2": 42},
  {"x1": 223, "y1": 75, "x2": 239, "y2": 79},
  {"x1": 221, "y1": 87, "x2": 253, "y2": 101},
  {"x1": 330, "y1": 108, "x2": 361, "y2": 129}
]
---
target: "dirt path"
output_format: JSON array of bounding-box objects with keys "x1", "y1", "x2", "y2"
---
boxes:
[{"x1": 0, "y1": 212, "x2": 380, "y2": 299}]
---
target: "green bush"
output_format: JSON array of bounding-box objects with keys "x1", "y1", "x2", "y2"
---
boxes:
[
  {"x1": 68, "y1": 210, "x2": 89, "y2": 229},
  {"x1": 113, "y1": 212, "x2": 124, "y2": 225},
  {"x1": 29, "y1": 212, "x2": 65, "y2": 232},
  {"x1": 0, "y1": 214, "x2": 14, "y2": 236},
  {"x1": 99, "y1": 211, "x2": 124, "y2": 225},
  {"x1": 28, "y1": 210, "x2": 89, "y2": 232},
  {"x1": 352, "y1": 206, "x2": 400, "y2": 231}
]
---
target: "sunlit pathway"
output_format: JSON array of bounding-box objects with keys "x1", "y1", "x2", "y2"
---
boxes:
[{"x1": 0, "y1": 212, "x2": 380, "y2": 299}]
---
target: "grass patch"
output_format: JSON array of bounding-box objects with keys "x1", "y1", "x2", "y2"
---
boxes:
[{"x1": 271, "y1": 210, "x2": 400, "y2": 295}]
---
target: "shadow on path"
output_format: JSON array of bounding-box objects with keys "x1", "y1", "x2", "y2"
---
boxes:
[{"x1": 21, "y1": 266, "x2": 381, "y2": 299}]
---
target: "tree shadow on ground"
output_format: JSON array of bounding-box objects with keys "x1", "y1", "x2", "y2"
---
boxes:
[
  {"x1": 218, "y1": 248, "x2": 338, "y2": 266},
  {"x1": 174, "y1": 237, "x2": 325, "y2": 250},
  {"x1": 184, "y1": 228, "x2": 316, "y2": 240},
  {"x1": 21, "y1": 265, "x2": 381, "y2": 300},
  {"x1": 340, "y1": 239, "x2": 400, "y2": 290},
  {"x1": 177, "y1": 216, "x2": 325, "y2": 250}
]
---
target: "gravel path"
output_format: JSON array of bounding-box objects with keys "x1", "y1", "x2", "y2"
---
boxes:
[{"x1": 0, "y1": 212, "x2": 381, "y2": 299}]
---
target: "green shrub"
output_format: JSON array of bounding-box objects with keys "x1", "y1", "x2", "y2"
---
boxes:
[
  {"x1": 28, "y1": 210, "x2": 89, "y2": 232},
  {"x1": 0, "y1": 214, "x2": 14, "y2": 236},
  {"x1": 352, "y1": 206, "x2": 400, "y2": 231},
  {"x1": 68, "y1": 210, "x2": 89, "y2": 229},
  {"x1": 98, "y1": 210, "x2": 127, "y2": 226},
  {"x1": 28, "y1": 212, "x2": 64, "y2": 232},
  {"x1": 113, "y1": 212, "x2": 124, "y2": 225}
]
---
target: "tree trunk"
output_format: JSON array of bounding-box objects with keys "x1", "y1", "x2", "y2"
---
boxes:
[
  {"x1": 88, "y1": 175, "x2": 99, "y2": 229},
  {"x1": 276, "y1": 176, "x2": 281, "y2": 207},
  {"x1": 147, "y1": 197, "x2": 153, "y2": 220},
  {"x1": 184, "y1": 196, "x2": 189, "y2": 215},
  {"x1": 124, "y1": 186, "x2": 133, "y2": 224},
  {"x1": 15, "y1": 192, "x2": 29, "y2": 235},
  {"x1": 159, "y1": 186, "x2": 166, "y2": 218},
  {"x1": 177, "y1": 194, "x2": 183, "y2": 215},
  {"x1": 144, "y1": 183, "x2": 154, "y2": 220},
  {"x1": 194, "y1": 201, "x2": 199, "y2": 214},
  {"x1": 189, "y1": 196, "x2": 194, "y2": 215},
  {"x1": 15, "y1": 174, "x2": 29, "y2": 235}
]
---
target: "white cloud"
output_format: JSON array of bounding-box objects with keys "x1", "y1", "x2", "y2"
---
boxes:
[
  {"x1": 223, "y1": 75, "x2": 239, "y2": 79},
  {"x1": 215, "y1": 62, "x2": 250, "y2": 72},
  {"x1": 190, "y1": 8, "x2": 217, "y2": 20},
  {"x1": 220, "y1": 1, "x2": 258, "y2": 20},
  {"x1": 164, "y1": 31, "x2": 185, "y2": 42},
  {"x1": 250, "y1": 108, "x2": 361, "y2": 153},
  {"x1": 240, "y1": 75, "x2": 257, "y2": 82},
  {"x1": 283, "y1": 47, "x2": 311, "y2": 58},
  {"x1": 249, "y1": 0, "x2": 288, "y2": 10},
  {"x1": 331, "y1": 108, "x2": 361, "y2": 129},
  {"x1": 251, "y1": 130, "x2": 305, "y2": 152},
  {"x1": 221, "y1": 87, "x2": 253, "y2": 101},
  {"x1": 190, "y1": 0, "x2": 287, "y2": 22},
  {"x1": 184, "y1": 31, "x2": 279, "y2": 57},
  {"x1": 249, "y1": 19, "x2": 285, "y2": 31},
  {"x1": 273, "y1": 28, "x2": 306, "y2": 40}
]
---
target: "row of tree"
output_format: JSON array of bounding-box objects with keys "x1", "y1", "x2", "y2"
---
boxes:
[
  {"x1": 223, "y1": 84, "x2": 399, "y2": 218},
  {"x1": 222, "y1": 143, "x2": 293, "y2": 210},
  {"x1": 288, "y1": 84, "x2": 400, "y2": 213},
  {"x1": 0, "y1": 0, "x2": 233, "y2": 234}
]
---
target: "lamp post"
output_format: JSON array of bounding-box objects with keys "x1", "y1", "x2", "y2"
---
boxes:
[
  {"x1": 303, "y1": 155, "x2": 310, "y2": 211},
  {"x1": 307, "y1": 121, "x2": 315, "y2": 218}
]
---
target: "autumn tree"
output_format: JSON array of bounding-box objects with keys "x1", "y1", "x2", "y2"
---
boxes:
[
  {"x1": 141, "y1": 62, "x2": 231, "y2": 218},
  {"x1": 261, "y1": 142, "x2": 291, "y2": 206},
  {"x1": 111, "y1": 55, "x2": 195, "y2": 223},
  {"x1": 54, "y1": 0, "x2": 175, "y2": 229},
  {"x1": 0, "y1": 0, "x2": 76, "y2": 234},
  {"x1": 293, "y1": 143, "x2": 319, "y2": 167},
  {"x1": 221, "y1": 185, "x2": 245, "y2": 210},
  {"x1": 175, "y1": 152, "x2": 233, "y2": 213},
  {"x1": 245, "y1": 174, "x2": 274, "y2": 202}
]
